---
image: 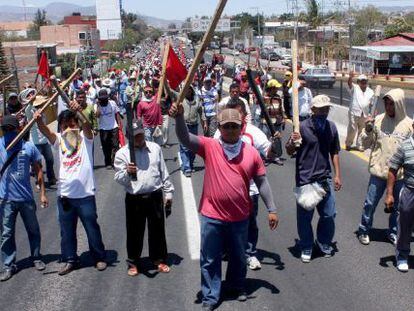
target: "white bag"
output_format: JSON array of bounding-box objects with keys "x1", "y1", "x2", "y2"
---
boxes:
[
  {"x1": 294, "y1": 182, "x2": 327, "y2": 211},
  {"x1": 152, "y1": 126, "x2": 163, "y2": 138}
]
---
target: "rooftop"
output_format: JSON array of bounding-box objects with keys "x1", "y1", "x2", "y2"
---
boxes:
[
  {"x1": 0, "y1": 21, "x2": 32, "y2": 31},
  {"x1": 353, "y1": 45, "x2": 414, "y2": 52},
  {"x1": 369, "y1": 33, "x2": 414, "y2": 46}
]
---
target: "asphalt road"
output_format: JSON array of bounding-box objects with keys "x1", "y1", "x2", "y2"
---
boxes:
[{"x1": 0, "y1": 118, "x2": 413, "y2": 311}]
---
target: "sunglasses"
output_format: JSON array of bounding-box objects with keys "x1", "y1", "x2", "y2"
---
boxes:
[{"x1": 221, "y1": 123, "x2": 241, "y2": 130}]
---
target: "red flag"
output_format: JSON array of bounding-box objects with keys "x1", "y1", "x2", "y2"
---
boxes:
[
  {"x1": 37, "y1": 50, "x2": 49, "y2": 80},
  {"x1": 165, "y1": 46, "x2": 187, "y2": 90}
]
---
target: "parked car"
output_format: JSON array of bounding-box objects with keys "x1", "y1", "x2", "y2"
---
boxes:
[
  {"x1": 235, "y1": 43, "x2": 244, "y2": 52},
  {"x1": 299, "y1": 67, "x2": 336, "y2": 88},
  {"x1": 281, "y1": 54, "x2": 292, "y2": 66},
  {"x1": 267, "y1": 52, "x2": 281, "y2": 61}
]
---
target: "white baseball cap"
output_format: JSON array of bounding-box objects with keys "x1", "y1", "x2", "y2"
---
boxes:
[
  {"x1": 311, "y1": 95, "x2": 333, "y2": 108},
  {"x1": 357, "y1": 74, "x2": 368, "y2": 81}
]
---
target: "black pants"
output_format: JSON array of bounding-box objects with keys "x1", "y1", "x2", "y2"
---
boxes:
[
  {"x1": 99, "y1": 128, "x2": 119, "y2": 166},
  {"x1": 125, "y1": 190, "x2": 167, "y2": 265},
  {"x1": 283, "y1": 97, "x2": 292, "y2": 118}
]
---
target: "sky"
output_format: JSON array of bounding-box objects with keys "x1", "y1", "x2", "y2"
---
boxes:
[{"x1": 0, "y1": 0, "x2": 413, "y2": 20}]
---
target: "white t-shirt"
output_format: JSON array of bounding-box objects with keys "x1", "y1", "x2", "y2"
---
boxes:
[
  {"x1": 348, "y1": 84, "x2": 374, "y2": 117},
  {"x1": 214, "y1": 123, "x2": 270, "y2": 195},
  {"x1": 97, "y1": 100, "x2": 119, "y2": 130},
  {"x1": 53, "y1": 131, "x2": 95, "y2": 198}
]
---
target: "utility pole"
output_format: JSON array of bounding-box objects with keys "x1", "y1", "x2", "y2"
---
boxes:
[{"x1": 348, "y1": 0, "x2": 353, "y2": 70}]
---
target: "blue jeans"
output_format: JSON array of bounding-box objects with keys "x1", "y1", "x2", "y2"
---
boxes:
[
  {"x1": 297, "y1": 180, "x2": 336, "y2": 251},
  {"x1": 0, "y1": 200, "x2": 41, "y2": 269},
  {"x1": 179, "y1": 124, "x2": 198, "y2": 173},
  {"x1": 35, "y1": 143, "x2": 56, "y2": 182},
  {"x1": 359, "y1": 175, "x2": 402, "y2": 236},
  {"x1": 246, "y1": 194, "x2": 259, "y2": 257},
  {"x1": 144, "y1": 127, "x2": 162, "y2": 145},
  {"x1": 200, "y1": 215, "x2": 249, "y2": 306},
  {"x1": 57, "y1": 196, "x2": 105, "y2": 263}
]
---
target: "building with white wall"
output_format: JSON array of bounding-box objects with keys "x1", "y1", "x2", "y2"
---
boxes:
[{"x1": 96, "y1": 0, "x2": 122, "y2": 41}]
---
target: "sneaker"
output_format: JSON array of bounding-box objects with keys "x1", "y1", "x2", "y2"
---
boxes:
[
  {"x1": 106, "y1": 165, "x2": 113, "y2": 170},
  {"x1": 273, "y1": 158, "x2": 284, "y2": 166},
  {"x1": 48, "y1": 178, "x2": 57, "y2": 186},
  {"x1": 0, "y1": 267, "x2": 16, "y2": 282},
  {"x1": 184, "y1": 171, "x2": 192, "y2": 178},
  {"x1": 316, "y1": 240, "x2": 333, "y2": 257},
  {"x1": 247, "y1": 256, "x2": 261, "y2": 270},
  {"x1": 58, "y1": 262, "x2": 77, "y2": 276},
  {"x1": 33, "y1": 259, "x2": 46, "y2": 271},
  {"x1": 388, "y1": 234, "x2": 397, "y2": 246},
  {"x1": 95, "y1": 261, "x2": 107, "y2": 271},
  {"x1": 358, "y1": 234, "x2": 370, "y2": 245},
  {"x1": 201, "y1": 302, "x2": 214, "y2": 311},
  {"x1": 397, "y1": 260, "x2": 409, "y2": 272},
  {"x1": 237, "y1": 291, "x2": 248, "y2": 302},
  {"x1": 345, "y1": 145, "x2": 352, "y2": 151},
  {"x1": 301, "y1": 249, "x2": 312, "y2": 263}
]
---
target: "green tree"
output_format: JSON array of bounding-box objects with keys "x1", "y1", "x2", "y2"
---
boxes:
[
  {"x1": 28, "y1": 9, "x2": 50, "y2": 40},
  {"x1": 306, "y1": 0, "x2": 321, "y2": 28},
  {"x1": 279, "y1": 13, "x2": 294, "y2": 21},
  {"x1": 233, "y1": 12, "x2": 264, "y2": 35},
  {"x1": 121, "y1": 9, "x2": 138, "y2": 29},
  {"x1": 29, "y1": 9, "x2": 50, "y2": 32},
  {"x1": 384, "y1": 15, "x2": 414, "y2": 38},
  {"x1": 351, "y1": 5, "x2": 386, "y2": 45},
  {"x1": 0, "y1": 40, "x2": 10, "y2": 79}
]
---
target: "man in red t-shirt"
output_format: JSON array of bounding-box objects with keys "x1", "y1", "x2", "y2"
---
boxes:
[
  {"x1": 137, "y1": 86, "x2": 163, "y2": 145},
  {"x1": 170, "y1": 106, "x2": 279, "y2": 310}
]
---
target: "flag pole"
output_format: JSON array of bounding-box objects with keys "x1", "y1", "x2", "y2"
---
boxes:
[
  {"x1": 156, "y1": 42, "x2": 170, "y2": 104},
  {"x1": 291, "y1": 39, "x2": 302, "y2": 146},
  {"x1": 6, "y1": 68, "x2": 82, "y2": 151},
  {"x1": 175, "y1": 0, "x2": 228, "y2": 106}
]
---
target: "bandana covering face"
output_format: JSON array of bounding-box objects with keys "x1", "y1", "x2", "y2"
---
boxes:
[
  {"x1": 313, "y1": 115, "x2": 328, "y2": 133},
  {"x1": 219, "y1": 137, "x2": 242, "y2": 160},
  {"x1": 61, "y1": 128, "x2": 81, "y2": 156}
]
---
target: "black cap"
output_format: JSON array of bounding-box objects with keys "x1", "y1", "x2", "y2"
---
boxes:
[
  {"x1": 1, "y1": 115, "x2": 19, "y2": 129},
  {"x1": 98, "y1": 88, "x2": 109, "y2": 100}
]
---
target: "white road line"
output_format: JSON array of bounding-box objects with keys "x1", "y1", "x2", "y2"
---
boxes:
[{"x1": 177, "y1": 152, "x2": 201, "y2": 260}]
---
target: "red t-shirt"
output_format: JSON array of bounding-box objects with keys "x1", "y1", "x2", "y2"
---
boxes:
[
  {"x1": 137, "y1": 96, "x2": 162, "y2": 127},
  {"x1": 197, "y1": 137, "x2": 266, "y2": 222}
]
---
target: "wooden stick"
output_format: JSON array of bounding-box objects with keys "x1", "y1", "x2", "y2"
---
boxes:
[
  {"x1": 291, "y1": 39, "x2": 301, "y2": 145},
  {"x1": 6, "y1": 68, "x2": 82, "y2": 151},
  {"x1": 49, "y1": 75, "x2": 90, "y2": 125},
  {"x1": 157, "y1": 42, "x2": 170, "y2": 104},
  {"x1": 0, "y1": 74, "x2": 14, "y2": 88},
  {"x1": 175, "y1": 0, "x2": 228, "y2": 106}
]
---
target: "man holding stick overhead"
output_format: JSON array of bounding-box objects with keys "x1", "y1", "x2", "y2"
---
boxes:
[
  {"x1": 171, "y1": 105, "x2": 278, "y2": 310},
  {"x1": 33, "y1": 101, "x2": 107, "y2": 276}
]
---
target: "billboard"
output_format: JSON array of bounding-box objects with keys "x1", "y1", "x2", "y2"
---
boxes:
[
  {"x1": 191, "y1": 18, "x2": 231, "y2": 32},
  {"x1": 96, "y1": 0, "x2": 122, "y2": 40}
]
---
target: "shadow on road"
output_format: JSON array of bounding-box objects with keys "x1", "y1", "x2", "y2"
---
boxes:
[
  {"x1": 256, "y1": 248, "x2": 285, "y2": 270},
  {"x1": 15, "y1": 253, "x2": 61, "y2": 271},
  {"x1": 194, "y1": 277, "x2": 280, "y2": 307},
  {"x1": 379, "y1": 255, "x2": 414, "y2": 269},
  {"x1": 79, "y1": 249, "x2": 119, "y2": 268},
  {"x1": 137, "y1": 252, "x2": 184, "y2": 279},
  {"x1": 288, "y1": 239, "x2": 339, "y2": 260},
  {"x1": 354, "y1": 228, "x2": 395, "y2": 245}
]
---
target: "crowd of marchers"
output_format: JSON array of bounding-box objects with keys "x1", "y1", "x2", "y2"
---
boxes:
[{"x1": 0, "y1": 37, "x2": 413, "y2": 311}]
